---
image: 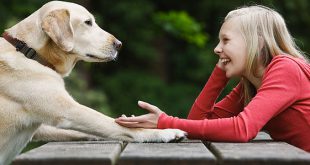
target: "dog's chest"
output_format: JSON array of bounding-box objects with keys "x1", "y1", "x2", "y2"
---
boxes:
[{"x1": 0, "y1": 124, "x2": 40, "y2": 165}]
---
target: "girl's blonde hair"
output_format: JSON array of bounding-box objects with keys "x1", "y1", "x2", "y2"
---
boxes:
[{"x1": 224, "y1": 5, "x2": 308, "y2": 105}]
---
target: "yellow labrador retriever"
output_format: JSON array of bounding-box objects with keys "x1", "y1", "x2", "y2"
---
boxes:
[{"x1": 0, "y1": 1, "x2": 186, "y2": 164}]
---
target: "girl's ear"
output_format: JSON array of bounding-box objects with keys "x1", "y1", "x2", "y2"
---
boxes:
[{"x1": 258, "y1": 36, "x2": 264, "y2": 51}]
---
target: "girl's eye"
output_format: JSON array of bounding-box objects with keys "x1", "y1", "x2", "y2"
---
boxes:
[
  {"x1": 223, "y1": 38, "x2": 229, "y2": 43},
  {"x1": 84, "y1": 20, "x2": 92, "y2": 26}
]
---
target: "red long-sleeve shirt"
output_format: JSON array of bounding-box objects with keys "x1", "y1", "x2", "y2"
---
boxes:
[{"x1": 158, "y1": 55, "x2": 310, "y2": 152}]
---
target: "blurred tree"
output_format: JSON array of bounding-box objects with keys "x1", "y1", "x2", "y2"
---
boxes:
[{"x1": 153, "y1": 11, "x2": 207, "y2": 48}]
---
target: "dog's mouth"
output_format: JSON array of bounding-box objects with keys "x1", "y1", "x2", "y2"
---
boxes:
[{"x1": 86, "y1": 53, "x2": 117, "y2": 62}]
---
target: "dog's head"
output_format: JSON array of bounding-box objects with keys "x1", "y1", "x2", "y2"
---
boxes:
[{"x1": 40, "y1": 1, "x2": 122, "y2": 62}]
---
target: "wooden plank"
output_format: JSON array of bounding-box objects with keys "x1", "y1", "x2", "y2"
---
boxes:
[
  {"x1": 12, "y1": 141, "x2": 124, "y2": 165},
  {"x1": 203, "y1": 132, "x2": 272, "y2": 149},
  {"x1": 209, "y1": 141, "x2": 310, "y2": 165},
  {"x1": 118, "y1": 142, "x2": 216, "y2": 165},
  {"x1": 180, "y1": 138, "x2": 202, "y2": 143}
]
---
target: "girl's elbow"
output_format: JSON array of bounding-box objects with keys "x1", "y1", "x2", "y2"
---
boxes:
[{"x1": 238, "y1": 133, "x2": 257, "y2": 142}]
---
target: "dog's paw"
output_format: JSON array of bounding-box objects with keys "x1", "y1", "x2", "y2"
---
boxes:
[
  {"x1": 157, "y1": 129, "x2": 187, "y2": 143},
  {"x1": 136, "y1": 129, "x2": 187, "y2": 143}
]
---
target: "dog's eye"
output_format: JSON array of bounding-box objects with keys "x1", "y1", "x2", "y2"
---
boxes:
[{"x1": 84, "y1": 20, "x2": 92, "y2": 26}]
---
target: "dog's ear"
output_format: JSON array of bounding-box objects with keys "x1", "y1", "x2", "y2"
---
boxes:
[{"x1": 41, "y1": 9, "x2": 74, "y2": 52}]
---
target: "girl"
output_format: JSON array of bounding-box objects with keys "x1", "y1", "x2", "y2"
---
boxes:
[{"x1": 115, "y1": 5, "x2": 310, "y2": 152}]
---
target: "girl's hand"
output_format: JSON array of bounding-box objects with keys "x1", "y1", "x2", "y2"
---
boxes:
[
  {"x1": 216, "y1": 58, "x2": 226, "y2": 70},
  {"x1": 115, "y1": 101, "x2": 164, "y2": 128}
]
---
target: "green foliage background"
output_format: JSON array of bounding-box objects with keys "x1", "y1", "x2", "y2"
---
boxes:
[{"x1": 0, "y1": 0, "x2": 309, "y2": 151}]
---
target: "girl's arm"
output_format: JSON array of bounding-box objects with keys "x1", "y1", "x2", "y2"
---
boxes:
[
  {"x1": 115, "y1": 64, "x2": 244, "y2": 128},
  {"x1": 187, "y1": 66, "x2": 243, "y2": 120}
]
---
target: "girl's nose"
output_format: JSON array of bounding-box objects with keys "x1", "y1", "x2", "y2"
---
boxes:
[{"x1": 214, "y1": 43, "x2": 222, "y2": 55}]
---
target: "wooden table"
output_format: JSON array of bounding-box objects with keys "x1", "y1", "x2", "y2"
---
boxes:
[{"x1": 13, "y1": 132, "x2": 310, "y2": 165}]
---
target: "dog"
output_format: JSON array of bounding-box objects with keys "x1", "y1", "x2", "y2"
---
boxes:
[{"x1": 0, "y1": 1, "x2": 186, "y2": 164}]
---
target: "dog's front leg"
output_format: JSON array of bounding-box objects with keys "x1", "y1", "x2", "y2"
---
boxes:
[
  {"x1": 54, "y1": 103, "x2": 186, "y2": 142},
  {"x1": 32, "y1": 124, "x2": 103, "y2": 142}
]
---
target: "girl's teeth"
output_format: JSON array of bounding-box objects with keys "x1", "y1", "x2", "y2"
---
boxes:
[{"x1": 221, "y1": 59, "x2": 231, "y2": 65}]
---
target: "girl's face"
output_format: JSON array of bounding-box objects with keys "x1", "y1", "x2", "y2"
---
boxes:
[{"x1": 214, "y1": 18, "x2": 247, "y2": 78}]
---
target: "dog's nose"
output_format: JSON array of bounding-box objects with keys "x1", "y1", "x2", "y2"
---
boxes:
[{"x1": 113, "y1": 39, "x2": 122, "y2": 51}]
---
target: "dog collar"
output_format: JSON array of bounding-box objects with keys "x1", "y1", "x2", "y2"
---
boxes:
[
  {"x1": 2, "y1": 32, "x2": 56, "y2": 70},
  {"x1": 2, "y1": 32, "x2": 38, "y2": 59}
]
